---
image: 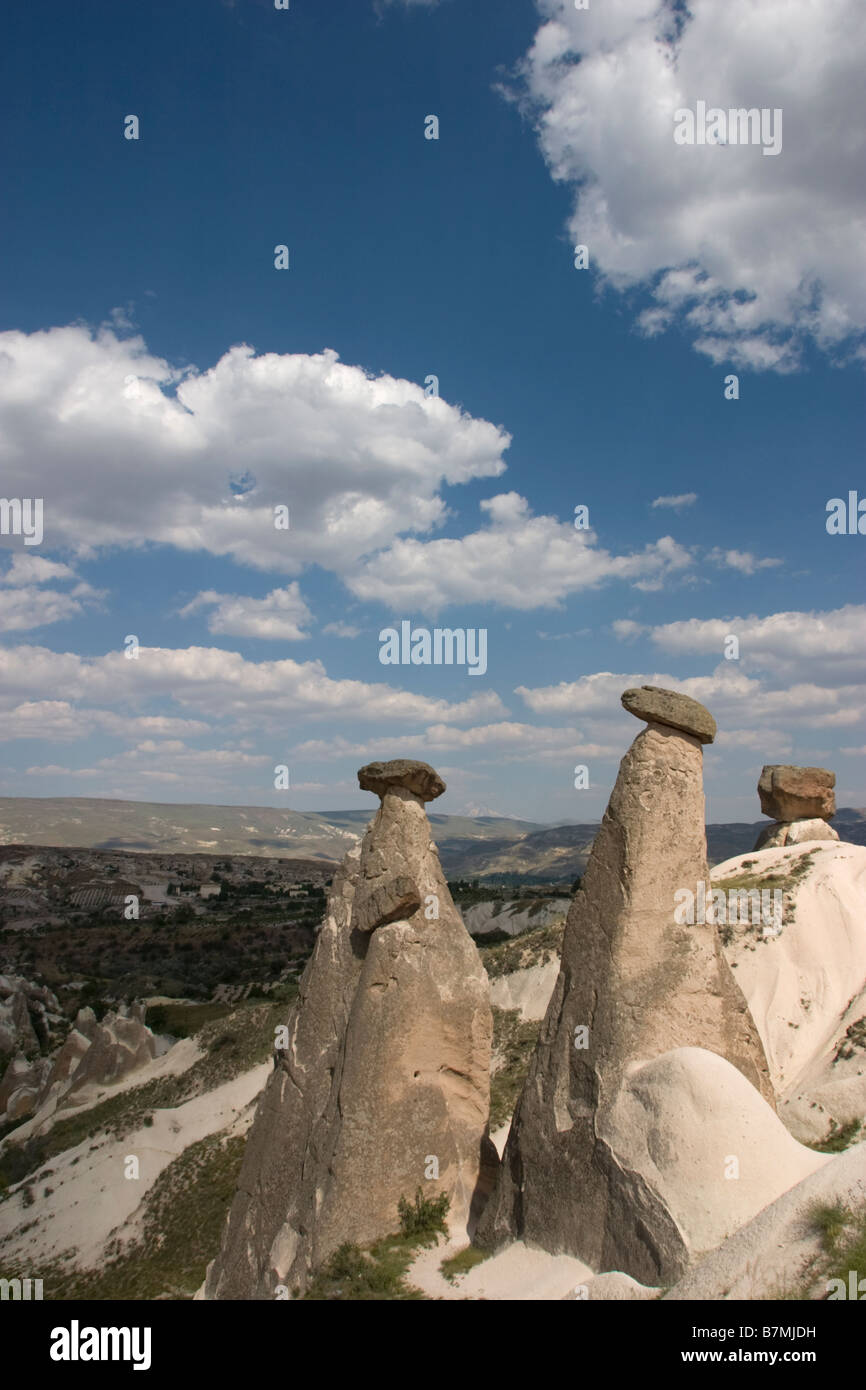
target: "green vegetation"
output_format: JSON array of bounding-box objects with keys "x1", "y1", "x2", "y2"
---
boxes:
[
  {"x1": 714, "y1": 849, "x2": 819, "y2": 936},
  {"x1": 480, "y1": 918, "x2": 565, "y2": 980},
  {"x1": 397, "y1": 1187, "x2": 451, "y2": 1241},
  {"x1": 808, "y1": 1200, "x2": 851, "y2": 1252},
  {"x1": 489, "y1": 1007, "x2": 542, "y2": 1131},
  {"x1": 303, "y1": 1235, "x2": 427, "y2": 1301},
  {"x1": 770, "y1": 1199, "x2": 866, "y2": 1300},
  {"x1": 440, "y1": 1244, "x2": 489, "y2": 1283},
  {"x1": 835, "y1": 1017, "x2": 866, "y2": 1063},
  {"x1": 37, "y1": 1132, "x2": 246, "y2": 1300},
  {"x1": 303, "y1": 1187, "x2": 451, "y2": 1300},
  {"x1": 806, "y1": 1117, "x2": 863, "y2": 1153}
]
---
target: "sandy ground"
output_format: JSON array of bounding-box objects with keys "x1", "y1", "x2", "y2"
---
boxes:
[
  {"x1": 407, "y1": 1237, "x2": 592, "y2": 1300},
  {"x1": 489, "y1": 958, "x2": 559, "y2": 1022},
  {"x1": 0, "y1": 1060, "x2": 269, "y2": 1271}
]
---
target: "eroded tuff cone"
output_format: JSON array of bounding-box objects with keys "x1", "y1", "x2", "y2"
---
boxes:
[
  {"x1": 621, "y1": 685, "x2": 717, "y2": 744},
  {"x1": 476, "y1": 699, "x2": 772, "y2": 1285},
  {"x1": 204, "y1": 761, "x2": 493, "y2": 1299},
  {"x1": 758, "y1": 765, "x2": 835, "y2": 822}
]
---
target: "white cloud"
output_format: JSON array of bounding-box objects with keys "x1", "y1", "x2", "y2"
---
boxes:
[
  {"x1": 0, "y1": 555, "x2": 103, "y2": 632},
  {"x1": 349, "y1": 492, "x2": 693, "y2": 612},
  {"x1": 642, "y1": 604, "x2": 866, "y2": 680},
  {"x1": 651, "y1": 493, "x2": 698, "y2": 511},
  {"x1": 0, "y1": 643, "x2": 508, "y2": 730},
  {"x1": 322, "y1": 621, "x2": 362, "y2": 638},
  {"x1": 517, "y1": 662, "x2": 865, "y2": 734},
  {"x1": 1, "y1": 555, "x2": 78, "y2": 586},
  {"x1": 0, "y1": 584, "x2": 102, "y2": 633},
  {"x1": 707, "y1": 547, "x2": 781, "y2": 574},
  {"x1": 179, "y1": 584, "x2": 313, "y2": 640},
  {"x1": 293, "y1": 721, "x2": 615, "y2": 763},
  {"x1": 517, "y1": 0, "x2": 866, "y2": 369},
  {"x1": 0, "y1": 701, "x2": 210, "y2": 742},
  {"x1": 0, "y1": 327, "x2": 508, "y2": 575}
]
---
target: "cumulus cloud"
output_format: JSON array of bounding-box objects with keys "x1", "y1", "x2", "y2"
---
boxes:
[
  {"x1": 178, "y1": 584, "x2": 313, "y2": 640},
  {"x1": 322, "y1": 621, "x2": 362, "y2": 639},
  {"x1": 516, "y1": 0, "x2": 866, "y2": 369},
  {"x1": 0, "y1": 642, "x2": 508, "y2": 730},
  {"x1": 2, "y1": 555, "x2": 78, "y2": 586},
  {"x1": 349, "y1": 492, "x2": 694, "y2": 612},
  {"x1": 517, "y1": 663, "x2": 865, "y2": 732},
  {"x1": 0, "y1": 326, "x2": 508, "y2": 573},
  {"x1": 0, "y1": 556, "x2": 103, "y2": 632},
  {"x1": 640, "y1": 604, "x2": 866, "y2": 680}
]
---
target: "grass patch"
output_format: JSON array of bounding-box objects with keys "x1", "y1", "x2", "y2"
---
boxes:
[
  {"x1": 714, "y1": 849, "x2": 819, "y2": 937},
  {"x1": 397, "y1": 1187, "x2": 450, "y2": 1240},
  {"x1": 489, "y1": 1006, "x2": 541, "y2": 1131},
  {"x1": 807, "y1": 1200, "x2": 851, "y2": 1252},
  {"x1": 806, "y1": 1117, "x2": 863, "y2": 1153},
  {"x1": 303, "y1": 1188, "x2": 451, "y2": 1300},
  {"x1": 440, "y1": 1245, "x2": 489, "y2": 1283},
  {"x1": 35, "y1": 1131, "x2": 246, "y2": 1300},
  {"x1": 480, "y1": 919, "x2": 565, "y2": 981}
]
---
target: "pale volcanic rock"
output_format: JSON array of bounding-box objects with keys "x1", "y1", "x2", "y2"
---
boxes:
[
  {"x1": 203, "y1": 761, "x2": 494, "y2": 1300},
  {"x1": 758, "y1": 764, "x2": 835, "y2": 823},
  {"x1": 476, "y1": 703, "x2": 772, "y2": 1285},
  {"x1": 64, "y1": 1006, "x2": 158, "y2": 1100},
  {"x1": 621, "y1": 685, "x2": 717, "y2": 743},
  {"x1": 754, "y1": 818, "x2": 839, "y2": 849}
]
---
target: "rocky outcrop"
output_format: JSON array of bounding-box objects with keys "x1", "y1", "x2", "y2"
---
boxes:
[
  {"x1": 754, "y1": 765, "x2": 838, "y2": 849},
  {"x1": 476, "y1": 688, "x2": 773, "y2": 1284},
  {"x1": 0, "y1": 975, "x2": 63, "y2": 1059},
  {"x1": 62, "y1": 1005, "x2": 158, "y2": 1099},
  {"x1": 754, "y1": 817, "x2": 839, "y2": 849},
  {"x1": 204, "y1": 760, "x2": 494, "y2": 1300},
  {"x1": 0, "y1": 1004, "x2": 160, "y2": 1129}
]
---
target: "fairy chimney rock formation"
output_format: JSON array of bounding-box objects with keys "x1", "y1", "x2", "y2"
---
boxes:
[
  {"x1": 476, "y1": 687, "x2": 772, "y2": 1284},
  {"x1": 754, "y1": 765, "x2": 839, "y2": 849},
  {"x1": 203, "y1": 759, "x2": 494, "y2": 1299}
]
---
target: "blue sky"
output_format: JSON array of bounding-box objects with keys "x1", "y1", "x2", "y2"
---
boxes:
[{"x1": 0, "y1": 0, "x2": 863, "y2": 824}]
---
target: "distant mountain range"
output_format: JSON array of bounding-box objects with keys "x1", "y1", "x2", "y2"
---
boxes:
[{"x1": 0, "y1": 797, "x2": 863, "y2": 883}]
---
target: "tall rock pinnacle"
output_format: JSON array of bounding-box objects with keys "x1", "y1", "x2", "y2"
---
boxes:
[
  {"x1": 475, "y1": 688, "x2": 772, "y2": 1283},
  {"x1": 203, "y1": 759, "x2": 494, "y2": 1299}
]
